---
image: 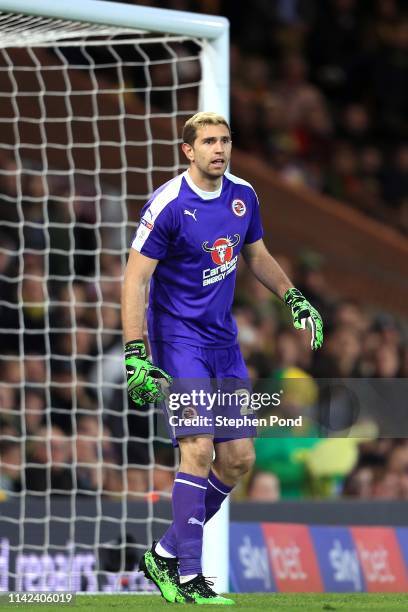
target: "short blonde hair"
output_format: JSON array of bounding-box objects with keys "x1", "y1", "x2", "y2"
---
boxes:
[{"x1": 182, "y1": 112, "x2": 231, "y2": 146}]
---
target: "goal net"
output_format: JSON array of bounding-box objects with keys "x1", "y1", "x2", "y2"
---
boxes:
[{"x1": 0, "y1": 1, "x2": 228, "y2": 592}]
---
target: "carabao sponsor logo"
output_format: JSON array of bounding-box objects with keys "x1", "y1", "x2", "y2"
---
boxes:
[
  {"x1": 202, "y1": 234, "x2": 240, "y2": 265},
  {"x1": 201, "y1": 234, "x2": 240, "y2": 286},
  {"x1": 202, "y1": 254, "x2": 238, "y2": 287}
]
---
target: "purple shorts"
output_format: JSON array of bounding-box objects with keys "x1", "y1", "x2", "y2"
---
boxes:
[{"x1": 150, "y1": 341, "x2": 256, "y2": 446}]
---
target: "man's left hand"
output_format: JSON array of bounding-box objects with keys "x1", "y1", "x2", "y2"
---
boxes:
[{"x1": 284, "y1": 287, "x2": 324, "y2": 350}]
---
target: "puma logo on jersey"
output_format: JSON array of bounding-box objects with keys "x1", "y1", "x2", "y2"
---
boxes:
[
  {"x1": 188, "y1": 516, "x2": 204, "y2": 527},
  {"x1": 184, "y1": 208, "x2": 197, "y2": 221}
]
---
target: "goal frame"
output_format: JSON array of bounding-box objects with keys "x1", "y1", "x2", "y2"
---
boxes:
[
  {"x1": 0, "y1": 0, "x2": 230, "y2": 594},
  {"x1": 0, "y1": 0, "x2": 229, "y2": 119}
]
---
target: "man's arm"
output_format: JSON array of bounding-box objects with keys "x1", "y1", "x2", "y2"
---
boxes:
[
  {"x1": 121, "y1": 248, "x2": 158, "y2": 342},
  {"x1": 242, "y1": 239, "x2": 323, "y2": 349},
  {"x1": 121, "y1": 249, "x2": 172, "y2": 406},
  {"x1": 241, "y1": 239, "x2": 292, "y2": 299}
]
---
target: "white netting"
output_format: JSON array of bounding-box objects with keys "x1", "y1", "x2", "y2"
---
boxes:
[
  {"x1": 0, "y1": 11, "x2": 204, "y2": 592},
  {"x1": 0, "y1": 12, "x2": 145, "y2": 47}
]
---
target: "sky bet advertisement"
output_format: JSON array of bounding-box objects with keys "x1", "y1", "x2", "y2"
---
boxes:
[
  {"x1": 0, "y1": 514, "x2": 407, "y2": 592},
  {"x1": 230, "y1": 523, "x2": 408, "y2": 593}
]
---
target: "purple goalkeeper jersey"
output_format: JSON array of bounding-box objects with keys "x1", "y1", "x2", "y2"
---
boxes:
[{"x1": 131, "y1": 170, "x2": 263, "y2": 347}]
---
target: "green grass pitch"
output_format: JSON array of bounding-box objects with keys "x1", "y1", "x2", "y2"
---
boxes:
[{"x1": 2, "y1": 593, "x2": 406, "y2": 611}]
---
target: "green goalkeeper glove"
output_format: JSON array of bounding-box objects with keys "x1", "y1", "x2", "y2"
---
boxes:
[
  {"x1": 284, "y1": 288, "x2": 324, "y2": 350},
  {"x1": 125, "y1": 340, "x2": 173, "y2": 407}
]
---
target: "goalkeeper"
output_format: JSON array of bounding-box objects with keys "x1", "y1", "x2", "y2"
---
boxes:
[{"x1": 122, "y1": 112, "x2": 323, "y2": 605}]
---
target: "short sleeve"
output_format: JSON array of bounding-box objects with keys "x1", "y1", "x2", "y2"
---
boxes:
[
  {"x1": 131, "y1": 203, "x2": 174, "y2": 260},
  {"x1": 245, "y1": 191, "x2": 263, "y2": 244}
]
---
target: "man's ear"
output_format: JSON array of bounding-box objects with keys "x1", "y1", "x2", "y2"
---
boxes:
[{"x1": 182, "y1": 142, "x2": 194, "y2": 162}]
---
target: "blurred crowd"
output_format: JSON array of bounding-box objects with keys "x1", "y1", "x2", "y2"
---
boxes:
[
  {"x1": 229, "y1": 0, "x2": 408, "y2": 235},
  {"x1": 231, "y1": 252, "x2": 408, "y2": 501},
  {"x1": 0, "y1": 155, "x2": 406, "y2": 503},
  {"x1": 137, "y1": 0, "x2": 408, "y2": 233},
  {"x1": 1, "y1": 0, "x2": 408, "y2": 505},
  {"x1": 0, "y1": 157, "x2": 169, "y2": 501}
]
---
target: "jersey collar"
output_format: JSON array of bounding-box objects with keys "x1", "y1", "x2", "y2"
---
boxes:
[{"x1": 184, "y1": 170, "x2": 223, "y2": 200}]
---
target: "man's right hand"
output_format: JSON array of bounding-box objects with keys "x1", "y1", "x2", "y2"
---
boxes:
[{"x1": 125, "y1": 340, "x2": 173, "y2": 406}]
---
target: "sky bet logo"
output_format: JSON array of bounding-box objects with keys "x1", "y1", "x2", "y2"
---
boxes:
[
  {"x1": 229, "y1": 523, "x2": 277, "y2": 593},
  {"x1": 329, "y1": 539, "x2": 362, "y2": 591},
  {"x1": 238, "y1": 536, "x2": 272, "y2": 591},
  {"x1": 268, "y1": 539, "x2": 307, "y2": 581},
  {"x1": 263, "y1": 524, "x2": 323, "y2": 592}
]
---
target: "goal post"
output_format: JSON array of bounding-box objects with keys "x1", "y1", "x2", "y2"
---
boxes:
[
  {"x1": 0, "y1": 0, "x2": 229, "y2": 118},
  {"x1": 0, "y1": 0, "x2": 229, "y2": 594}
]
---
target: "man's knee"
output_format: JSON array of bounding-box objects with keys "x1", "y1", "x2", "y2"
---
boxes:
[
  {"x1": 230, "y1": 447, "x2": 256, "y2": 477},
  {"x1": 216, "y1": 442, "x2": 255, "y2": 480},
  {"x1": 179, "y1": 436, "x2": 214, "y2": 473}
]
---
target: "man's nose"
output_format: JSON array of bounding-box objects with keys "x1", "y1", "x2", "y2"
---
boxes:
[{"x1": 215, "y1": 139, "x2": 226, "y2": 152}]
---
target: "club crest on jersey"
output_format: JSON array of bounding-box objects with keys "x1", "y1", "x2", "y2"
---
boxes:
[
  {"x1": 202, "y1": 234, "x2": 240, "y2": 265},
  {"x1": 231, "y1": 199, "x2": 246, "y2": 217},
  {"x1": 182, "y1": 406, "x2": 197, "y2": 419}
]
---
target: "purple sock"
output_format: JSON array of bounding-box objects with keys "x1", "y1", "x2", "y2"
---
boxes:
[
  {"x1": 161, "y1": 471, "x2": 207, "y2": 576},
  {"x1": 205, "y1": 470, "x2": 233, "y2": 523},
  {"x1": 159, "y1": 470, "x2": 232, "y2": 563}
]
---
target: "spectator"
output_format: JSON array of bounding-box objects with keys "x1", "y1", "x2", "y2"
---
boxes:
[
  {"x1": 24, "y1": 353, "x2": 46, "y2": 387},
  {"x1": 366, "y1": 0, "x2": 401, "y2": 52},
  {"x1": 75, "y1": 415, "x2": 102, "y2": 492},
  {"x1": 25, "y1": 425, "x2": 73, "y2": 493},
  {"x1": 247, "y1": 471, "x2": 281, "y2": 502},
  {"x1": 24, "y1": 389, "x2": 46, "y2": 435},
  {"x1": 253, "y1": 369, "x2": 320, "y2": 499},
  {"x1": 0, "y1": 384, "x2": 18, "y2": 431},
  {"x1": 339, "y1": 104, "x2": 373, "y2": 150},
  {"x1": 151, "y1": 446, "x2": 177, "y2": 499},
  {"x1": 387, "y1": 442, "x2": 408, "y2": 477},
  {"x1": 370, "y1": 19, "x2": 408, "y2": 141},
  {"x1": 273, "y1": 330, "x2": 302, "y2": 370},
  {"x1": 371, "y1": 465, "x2": 401, "y2": 499},
  {"x1": 314, "y1": 325, "x2": 362, "y2": 377},
  {"x1": 333, "y1": 299, "x2": 368, "y2": 335},
  {"x1": 75, "y1": 414, "x2": 123, "y2": 497},
  {"x1": 325, "y1": 142, "x2": 365, "y2": 206},
  {"x1": 49, "y1": 358, "x2": 97, "y2": 434},
  {"x1": 127, "y1": 467, "x2": 148, "y2": 498},
  {"x1": 342, "y1": 465, "x2": 374, "y2": 498},
  {"x1": 275, "y1": 53, "x2": 331, "y2": 131},
  {"x1": 306, "y1": 0, "x2": 363, "y2": 102},
  {"x1": 0, "y1": 230, "x2": 18, "y2": 305},
  {"x1": 295, "y1": 250, "x2": 332, "y2": 318},
  {"x1": 0, "y1": 440, "x2": 22, "y2": 494},
  {"x1": 373, "y1": 345, "x2": 400, "y2": 377},
  {"x1": 382, "y1": 145, "x2": 408, "y2": 232},
  {"x1": 399, "y1": 464, "x2": 408, "y2": 500}
]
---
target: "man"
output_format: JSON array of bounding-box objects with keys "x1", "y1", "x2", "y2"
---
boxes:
[{"x1": 122, "y1": 112, "x2": 323, "y2": 605}]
